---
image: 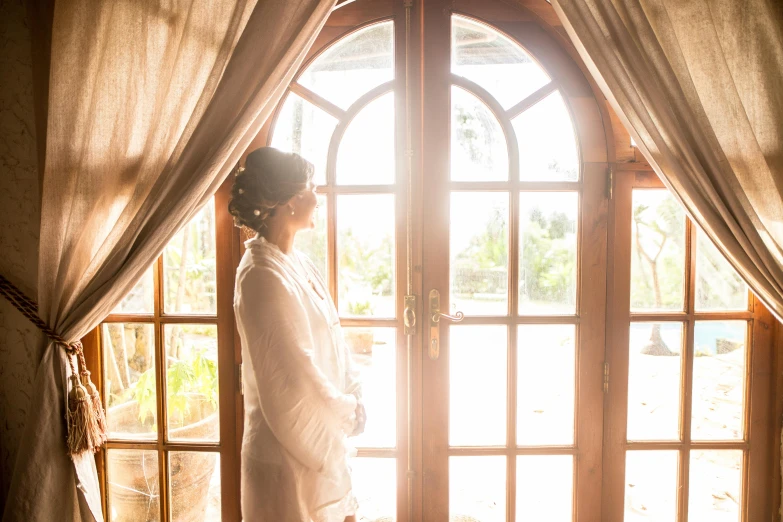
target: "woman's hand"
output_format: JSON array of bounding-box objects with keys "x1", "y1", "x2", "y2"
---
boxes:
[{"x1": 351, "y1": 403, "x2": 366, "y2": 437}]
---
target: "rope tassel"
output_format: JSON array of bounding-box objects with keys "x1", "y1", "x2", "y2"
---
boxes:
[
  {"x1": 0, "y1": 274, "x2": 108, "y2": 457},
  {"x1": 65, "y1": 343, "x2": 106, "y2": 456},
  {"x1": 66, "y1": 372, "x2": 97, "y2": 456}
]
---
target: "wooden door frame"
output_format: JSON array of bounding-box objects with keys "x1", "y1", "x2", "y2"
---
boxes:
[
  {"x1": 603, "y1": 168, "x2": 779, "y2": 522},
  {"x1": 419, "y1": 0, "x2": 611, "y2": 520}
]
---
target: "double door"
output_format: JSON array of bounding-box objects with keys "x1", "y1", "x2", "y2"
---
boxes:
[{"x1": 263, "y1": 0, "x2": 611, "y2": 519}]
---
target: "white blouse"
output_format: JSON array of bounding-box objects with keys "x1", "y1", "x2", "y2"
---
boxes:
[{"x1": 234, "y1": 236, "x2": 362, "y2": 521}]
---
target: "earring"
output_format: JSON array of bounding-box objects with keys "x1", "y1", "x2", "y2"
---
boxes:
[{"x1": 290, "y1": 207, "x2": 295, "y2": 216}]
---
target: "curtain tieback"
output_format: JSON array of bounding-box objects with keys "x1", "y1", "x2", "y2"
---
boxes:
[{"x1": 0, "y1": 273, "x2": 108, "y2": 457}]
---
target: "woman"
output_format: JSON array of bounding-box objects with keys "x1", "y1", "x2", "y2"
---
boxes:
[{"x1": 230, "y1": 148, "x2": 366, "y2": 522}]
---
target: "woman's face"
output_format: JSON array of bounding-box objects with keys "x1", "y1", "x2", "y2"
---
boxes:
[{"x1": 290, "y1": 180, "x2": 318, "y2": 230}]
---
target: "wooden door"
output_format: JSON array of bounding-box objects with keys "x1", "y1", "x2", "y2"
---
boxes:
[{"x1": 419, "y1": 1, "x2": 610, "y2": 520}]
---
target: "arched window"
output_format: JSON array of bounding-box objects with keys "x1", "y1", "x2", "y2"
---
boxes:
[{"x1": 92, "y1": 0, "x2": 777, "y2": 520}]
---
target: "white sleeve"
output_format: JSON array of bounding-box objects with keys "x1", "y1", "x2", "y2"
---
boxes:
[
  {"x1": 236, "y1": 267, "x2": 357, "y2": 472},
  {"x1": 342, "y1": 333, "x2": 363, "y2": 402}
]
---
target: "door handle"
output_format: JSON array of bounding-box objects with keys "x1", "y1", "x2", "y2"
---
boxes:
[{"x1": 428, "y1": 289, "x2": 464, "y2": 360}]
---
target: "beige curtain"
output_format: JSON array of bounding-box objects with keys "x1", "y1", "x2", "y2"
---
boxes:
[
  {"x1": 552, "y1": 0, "x2": 783, "y2": 319},
  {"x1": 2, "y1": 0, "x2": 335, "y2": 520}
]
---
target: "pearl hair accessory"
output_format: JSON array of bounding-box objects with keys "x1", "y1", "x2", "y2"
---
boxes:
[
  {"x1": 254, "y1": 209, "x2": 261, "y2": 216},
  {"x1": 238, "y1": 188, "x2": 244, "y2": 194}
]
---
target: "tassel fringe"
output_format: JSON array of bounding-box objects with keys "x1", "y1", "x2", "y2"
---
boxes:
[
  {"x1": 64, "y1": 347, "x2": 108, "y2": 457},
  {"x1": 66, "y1": 374, "x2": 98, "y2": 456}
]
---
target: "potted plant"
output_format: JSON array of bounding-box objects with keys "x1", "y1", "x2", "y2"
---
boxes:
[{"x1": 107, "y1": 350, "x2": 219, "y2": 522}]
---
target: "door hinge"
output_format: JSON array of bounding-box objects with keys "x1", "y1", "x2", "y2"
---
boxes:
[
  {"x1": 603, "y1": 362, "x2": 610, "y2": 393},
  {"x1": 237, "y1": 363, "x2": 244, "y2": 395},
  {"x1": 607, "y1": 165, "x2": 614, "y2": 200}
]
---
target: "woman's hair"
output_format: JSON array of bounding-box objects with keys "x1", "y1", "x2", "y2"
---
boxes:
[{"x1": 228, "y1": 148, "x2": 314, "y2": 233}]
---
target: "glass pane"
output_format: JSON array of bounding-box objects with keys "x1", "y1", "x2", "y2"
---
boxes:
[
  {"x1": 343, "y1": 328, "x2": 396, "y2": 448},
  {"x1": 113, "y1": 267, "x2": 154, "y2": 314},
  {"x1": 624, "y1": 451, "x2": 678, "y2": 522},
  {"x1": 298, "y1": 21, "x2": 394, "y2": 110},
  {"x1": 164, "y1": 324, "x2": 219, "y2": 442},
  {"x1": 517, "y1": 325, "x2": 575, "y2": 446},
  {"x1": 688, "y1": 450, "x2": 742, "y2": 522},
  {"x1": 450, "y1": 325, "x2": 507, "y2": 446},
  {"x1": 517, "y1": 455, "x2": 573, "y2": 522},
  {"x1": 294, "y1": 194, "x2": 328, "y2": 279},
  {"x1": 631, "y1": 190, "x2": 686, "y2": 311},
  {"x1": 451, "y1": 192, "x2": 509, "y2": 316},
  {"x1": 337, "y1": 91, "x2": 395, "y2": 185},
  {"x1": 450, "y1": 456, "x2": 506, "y2": 522},
  {"x1": 519, "y1": 192, "x2": 578, "y2": 314},
  {"x1": 271, "y1": 93, "x2": 337, "y2": 186},
  {"x1": 451, "y1": 86, "x2": 508, "y2": 182},
  {"x1": 103, "y1": 323, "x2": 157, "y2": 439},
  {"x1": 692, "y1": 321, "x2": 746, "y2": 440},
  {"x1": 107, "y1": 449, "x2": 160, "y2": 522},
  {"x1": 696, "y1": 230, "x2": 749, "y2": 311},
  {"x1": 627, "y1": 323, "x2": 683, "y2": 441},
  {"x1": 163, "y1": 201, "x2": 217, "y2": 315},
  {"x1": 451, "y1": 15, "x2": 550, "y2": 110},
  {"x1": 169, "y1": 452, "x2": 220, "y2": 522},
  {"x1": 337, "y1": 194, "x2": 395, "y2": 317},
  {"x1": 513, "y1": 91, "x2": 579, "y2": 181},
  {"x1": 352, "y1": 458, "x2": 397, "y2": 521}
]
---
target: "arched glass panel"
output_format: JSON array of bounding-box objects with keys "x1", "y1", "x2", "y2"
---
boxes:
[
  {"x1": 299, "y1": 21, "x2": 394, "y2": 110},
  {"x1": 513, "y1": 90, "x2": 579, "y2": 181},
  {"x1": 452, "y1": 15, "x2": 550, "y2": 110},
  {"x1": 336, "y1": 92, "x2": 395, "y2": 185},
  {"x1": 451, "y1": 85, "x2": 508, "y2": 181},
  {"x1": 270, "y1": 92, "x2": 337, "y2": 185}
]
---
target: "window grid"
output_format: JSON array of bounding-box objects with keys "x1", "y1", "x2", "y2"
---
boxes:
[
  {"x1": 626, "y1": 190, "x2": 753, "y2": 522},
  {"x1": 442, "y1": 16, "x2": 584, "y2": 520},
  {"x1": 99, "y1": 202, "x2": 224, "y2": 522}
]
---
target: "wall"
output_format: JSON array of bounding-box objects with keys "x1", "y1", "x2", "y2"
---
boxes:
[{"x1": 0, "y1": 0, "x2": 44, "y2": 512}]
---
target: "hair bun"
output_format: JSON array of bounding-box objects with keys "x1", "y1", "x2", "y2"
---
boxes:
[{"x1": 227, "y1": 148, "x2": 314, "y2": 233}]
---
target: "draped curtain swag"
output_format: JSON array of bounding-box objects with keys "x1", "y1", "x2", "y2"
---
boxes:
[
  {"x1": 552, "y1": 0, "x2": 783, "y2": 320},
  {"x1": 2, "y1": 0, "x2": 336, "y2": 520}
]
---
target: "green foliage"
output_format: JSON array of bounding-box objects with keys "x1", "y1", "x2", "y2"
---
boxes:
[
  {"x1": 134, "y1": 367, "x2": 157, "y2": 427},
  {"x1": 456, "y1": 110, "x2": 478, "y2": 159},
  {"x1": 348, "y1": 300, "x2": 374, "y2": 316},
  {"x1": 164, "y1": 207, "x2": 217, "y2": 314},
  {"x1": 519, "y1": 210, "x2": 576, "y2": 304},
  {"x1": 456, "y1": 206, "x2": 508, "y2": 271},
  {"x1": 338, "y1": 228, "x2": 394, "y2": 314},
  {"x1": 339, "y1": 230, "x2": 394, "y2": 296},
  {"x1": 453, "y1": 206, "x2": 508, "y2": 296},
  {"x1": 455, "y1": 104, "x2": 495, "y2": 168},
  {"x1": 295, "y1": 196, "x2": 328, "y2": 276},
  {"x1": 131, "y1": 351, "x2": 218, "y2": 428}
]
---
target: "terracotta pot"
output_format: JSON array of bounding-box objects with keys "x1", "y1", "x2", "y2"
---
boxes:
[
  {"x1": 107, "y1": 397, "x2": 218, "y2": 522},
  {"x1": 344, "y1": 328, "x2": 374, "y2": 354}
]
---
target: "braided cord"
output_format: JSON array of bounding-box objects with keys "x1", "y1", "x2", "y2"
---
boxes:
[{"x1": 0, "y1": 274, "x2": 81, "y2": 353}]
